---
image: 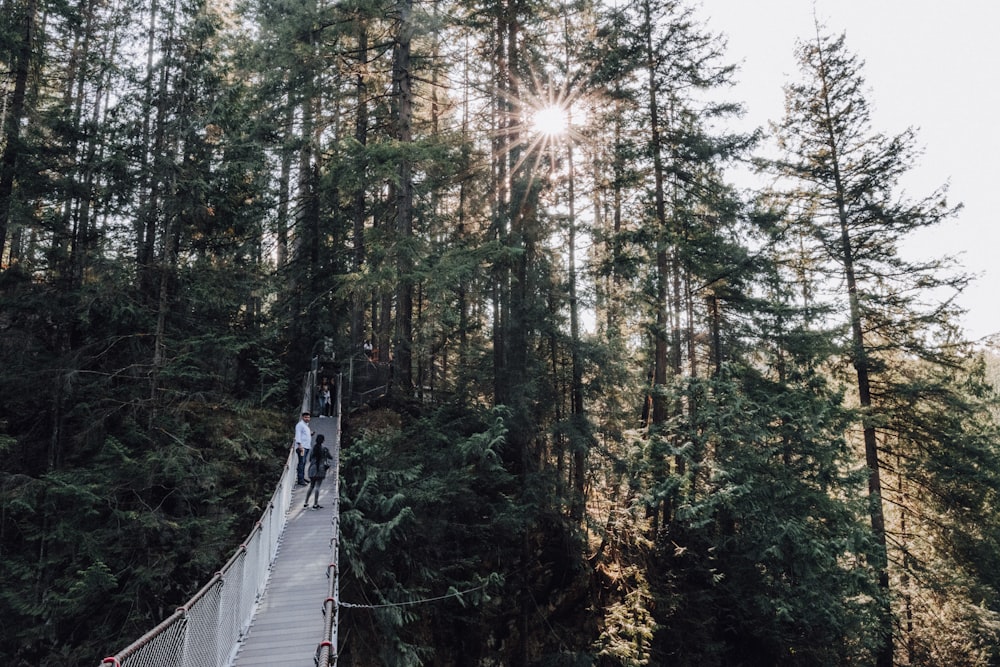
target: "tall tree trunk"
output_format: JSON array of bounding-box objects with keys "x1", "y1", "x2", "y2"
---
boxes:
[
  {"x1": 281, "y1": 0, "x2": 321, "y2": 364},
  {"x1": 393, "y1": 0, "x2": 414, "y2": 391},
  {"x1": 816, "y1": 39, "x2": 892, "y2": 665},
  {"x1": 138, "y1": 0, "x2": 167, "y2": 300},
  {"x1": 641, "y1": 0, "x2": 672, "y2": 533},
  {"x1": 838, "y1": 187, "x2": 892, "y2": 665},
  {"x1": 457, "y1": 35, "x2": 470, "y2": 372},
  {"x1": 0, "y1": 0, "x2": 38, "y2": 264},
  {"x1": 62, "y1": 0, "x2": 106, "y2": 285},
  {"x1": 502, "y1": 6, "x2": 535, "y2": 665},
  {"x1": 561, "y1": 26, "x2": 585, "y2": 519},
  {"x1": 276, "y1": 99, "x2": 294, "y2": 268},
  {"x1": 146, "y1": 0, "x2": 177, "y2": 416},
  {"x1": 295, "y1": 79, "x2": 318, "y2": 272},
  {"x1": 568, "y1": 140, "x2": 586, "y2": 522},
  {"x1": 642, "y1": 0, "x2": 668, "y2": 430},
  {"x1": 607, "y1": 97, "x2": 624, "y2": 334},
  {"x1": 506, "y1": 0, "x2": 533, "y2": 462},
  {"x1": 491, "y1": 5, "x2": 510, "y2": 406},
  {"x1": 350, "y1": 18, "x2": 369, "y2": 349}
]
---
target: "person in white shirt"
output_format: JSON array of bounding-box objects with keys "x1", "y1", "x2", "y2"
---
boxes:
[{"x1": 293, "y1": 411, "x2": 312, "y2": 485}]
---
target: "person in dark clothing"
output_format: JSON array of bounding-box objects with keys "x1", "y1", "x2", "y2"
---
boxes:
[{"x1": 304, "y1": 434, "x2": 332, "y2": 509}]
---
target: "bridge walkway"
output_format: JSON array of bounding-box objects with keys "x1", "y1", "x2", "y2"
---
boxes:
[{"x1": 232, "y1": 413, "x2": 341, "y2": 667}]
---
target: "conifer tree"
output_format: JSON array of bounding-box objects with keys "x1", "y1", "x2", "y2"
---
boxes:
[
  {"x1": 773, "y1": 25, "x2": 1000, "y2": 664},
  {"x1": 590, "y1": 0, "x2": 745, "y2": 531}
]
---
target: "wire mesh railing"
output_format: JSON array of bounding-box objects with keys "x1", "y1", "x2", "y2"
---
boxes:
[{"x1": 99, "y1": 447, "x2": 296, "y2": 667}]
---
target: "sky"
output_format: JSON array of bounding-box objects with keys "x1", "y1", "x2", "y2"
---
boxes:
[{"x1": 700, "y1": 1, "x2": 1000, "y2": 341}]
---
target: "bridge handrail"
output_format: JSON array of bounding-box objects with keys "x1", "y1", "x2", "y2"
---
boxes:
[{"x1": 99, "y1": 446, "x2": 297, "y2": 667}]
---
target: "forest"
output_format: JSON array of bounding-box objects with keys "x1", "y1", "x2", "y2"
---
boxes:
[{"x1": 2, "y1": 0, "x2": 1000, "y2": 663}]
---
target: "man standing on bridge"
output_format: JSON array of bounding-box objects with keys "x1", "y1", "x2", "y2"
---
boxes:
[{"x1": 294, "y1": 411, "x2": 312, "y2": 486}]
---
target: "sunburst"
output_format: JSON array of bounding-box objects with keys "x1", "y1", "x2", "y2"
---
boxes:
[
  {"x1": 530, "y1": 104, "x2": 570, "y2": 138},
  {"x1": 500, "y1": 72, "x2": 587, "y2": 189}
]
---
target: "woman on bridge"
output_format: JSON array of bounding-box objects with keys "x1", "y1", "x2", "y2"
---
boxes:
[{"x1": 304, "y1": 434, "x2": 332, "y2": 509}]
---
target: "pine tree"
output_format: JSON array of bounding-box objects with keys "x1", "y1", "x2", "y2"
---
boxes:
[{"x1": 773, "y1": 25, "x2": 1000, "y2": 665}]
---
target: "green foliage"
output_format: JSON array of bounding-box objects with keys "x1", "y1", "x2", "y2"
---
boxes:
[
  {"x1": 338, "y1": 404, "x2": 517, "y2": 664},
  {"x1": 637, "y1": 370, "x2": 884, "y2": 666},
  {"x1": 0, "y1": 394, "x2": 289, "y2": 665},
  {"x1": 594, "y1": 565, "x2": 659, "y2": 666}
]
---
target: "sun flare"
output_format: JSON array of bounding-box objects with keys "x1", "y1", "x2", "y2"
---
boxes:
[{"x1": 530, "y1": 105, "x2": 569, "y2": 137}]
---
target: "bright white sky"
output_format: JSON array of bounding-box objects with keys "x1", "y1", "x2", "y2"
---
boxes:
[{"x1": 702, "y1": 1, "x2": 1000, "y2": 341}]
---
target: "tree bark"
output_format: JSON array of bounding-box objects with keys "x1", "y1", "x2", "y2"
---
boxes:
[
  {"x1": 0, "y1": 0, "x2": 38, "y2": 264},
  {"x1": 393, "y1": 0, "x2": 414, "y2": 391},
  {"x1": 350, "y1": 18, "x2": 369, "y2": 348},
  {"x1": 814, "y1": 34, "x2": 893, "y2": 667},
  {"x1": 642, "y1": 0, "x2": 669, "y2": 431}
]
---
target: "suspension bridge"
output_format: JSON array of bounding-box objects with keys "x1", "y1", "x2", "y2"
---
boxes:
[{"x1": 99, "y1": 363, "x2": 374, "y2": 667}]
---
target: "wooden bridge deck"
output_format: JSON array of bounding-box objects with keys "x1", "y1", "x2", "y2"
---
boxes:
[{"x1": 232, "y1": 415, "x2": 340, "y2": 667}]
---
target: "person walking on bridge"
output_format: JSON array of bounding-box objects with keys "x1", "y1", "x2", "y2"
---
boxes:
[
  {"x1": 294, "y1": 411, "x2": 312, "y2": 486},
  {"x1": 304, "y1": 434, "x2": 332, "y2": 509}
]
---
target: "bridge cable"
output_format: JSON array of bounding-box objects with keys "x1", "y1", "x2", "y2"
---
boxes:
[{"x1": 339, "y1": 581, "x2": 491, "y2": 610}]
